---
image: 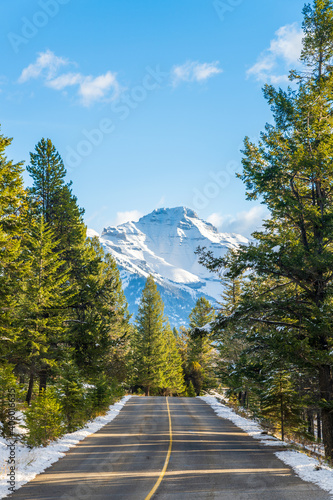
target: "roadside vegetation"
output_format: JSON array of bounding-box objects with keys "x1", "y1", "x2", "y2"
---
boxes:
[{"x1": 196, "y1": 0, "x2": 333, "y2": 462}]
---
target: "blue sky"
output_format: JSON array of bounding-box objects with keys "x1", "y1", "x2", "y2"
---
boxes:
[{"x1": 1, "y1": 0, "x2": 306, "y2": 236}]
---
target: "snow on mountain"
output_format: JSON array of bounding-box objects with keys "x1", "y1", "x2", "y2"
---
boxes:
[{"x1": 89, "y1": 207, "x2": 248, "y2": 327}]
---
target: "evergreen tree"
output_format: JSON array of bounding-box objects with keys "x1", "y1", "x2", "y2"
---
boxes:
[
  {"x1": 58, "y1": 362, "x2": 87, "y2": 432},
  {"x1": 27, "y1": 138, "x2": 67, "y2": 224},
  {"x1": 133, "y1": 276, "x2": 167, "y2": 396},
  {"x1": 198, "y1": 0, "x2": 333, "y2": 459},
  {"x1": 261, "y1": 370, "x2": 303, "y2": 441},
  {"x1": 15, "y1": 216, "x2": 71, "y2": 404},
  {"x1": 189, "y1": 297, "x2": 215, "y2": 329},
  {"x1": 26, "y1": 138, "x2": 131, "y2": 394},
  {"x1": 162, "y1": 323, "x2": 185, "y2": 395},
  {"x1": 26, "y1": 137, "x2": 86, "y2": 267},
  {"x1": 187, "y1": 380, "x2": 196, "y2": 397},
  {"x1": 70, "y1": 237, "x2": 131, "y2": 382},
  {"x1": 0, "y1": 128, "x2": 26, "y2": 357},
  {"x1": 187, "y1": 298, "x2": 217, "y2": 394},
  {"x1": 220, "y1": 274, "x2": 243, "y2": 315}
]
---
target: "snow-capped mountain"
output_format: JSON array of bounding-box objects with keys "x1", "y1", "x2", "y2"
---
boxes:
[{"x1": 88, "y1": 207, "x2": 248, "y2": 327}]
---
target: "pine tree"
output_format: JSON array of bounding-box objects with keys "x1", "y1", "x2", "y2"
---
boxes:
[
  {"x1": 187, "y1": 298, "x2": 217, "y2": 394},
  {"x1": 27, "y1": 138, "x2": 67, "y2": 224},
  {"x1": 26, "y1": 137, "x2": 86, "y2": 266},
  {"x1": 261, "y1": 370, "x2": 303, "y2": 441},
  {"x1": 189, "y1": 297, "x2": 215, "y2": 329},
  {"x1": 132, "y1": 276, "x2": 167, "y2": 396},
  {"x1": 70, "y1": 237, "x2": 131, "y2": 382},
  {"x1": 198, "y1": 0, "x2": 333, "y2": 459},
  {"x1": 216, "y1": 271, "x2": 250, "y2": 403},
  {"x1": 26, "y1": 138, "x2": 131, "y2": 394},
  {"x1": 162, "y1": 323, "x2": 185, "y2": 396},
  {"x1": 187, "y1": 380, "x2": 196, "y2": 397},
  {"x1": 220, "y1": 274, "x2": 243, "y2": 315},
  {"x1": 0, "y1": 127, "x2": 26, "y2": 357},
  {"x1": 102, "y1": 253, "x2": 132, "y2": 383},
  {"x1": 15, "y1": 216, "x2": 71, "y2": 404}
]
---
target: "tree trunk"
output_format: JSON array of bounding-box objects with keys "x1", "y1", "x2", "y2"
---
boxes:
[
  {"x1": 319, "y1": 364, "x2": 333, "y2": 459},
  {"x1": 39, "y1": 368, "x2": 47, "y2": 393},
  {"x1": 280, "y1": 395, "x2": 284, "y2": 441},
  {"x1": 317, "y1": 411, "x2": 322, "y2": 441},
  {"x1": 26, "y1": 372, "x2": 34, "y2": 406},
  {"x1": 145, "y1": 387, "x2": 150, "y2": 397},
  {"x1": 307, "y1": 410, "x2": 314, "y2": 436}
]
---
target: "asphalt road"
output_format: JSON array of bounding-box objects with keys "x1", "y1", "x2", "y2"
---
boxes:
[{"x1": 10, "y1": 396, "x2": 331, "y2": 499}]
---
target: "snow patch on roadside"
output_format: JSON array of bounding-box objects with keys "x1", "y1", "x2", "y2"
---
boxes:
[
  {"x1": 199, "y1": 395, "x2": 285, "y2": 446},
  {"x1": 275, "y1": 451, "x2": 333, "y2": 496},
  {"x1": 200, "y1": 395, "x2": 333, "y2": 498},
  {"x1": 0, "y1": 395, "x2": 131, "y2": 499}
]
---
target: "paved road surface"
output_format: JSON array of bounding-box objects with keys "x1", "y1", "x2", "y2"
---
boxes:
[{"x1": 10, "y1": 397, "x2": 331, "y2": 499}]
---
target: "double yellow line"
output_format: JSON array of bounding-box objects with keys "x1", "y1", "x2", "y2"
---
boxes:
[{"x1": 145, "y1": 397, "x2": 172, "y2": 500}]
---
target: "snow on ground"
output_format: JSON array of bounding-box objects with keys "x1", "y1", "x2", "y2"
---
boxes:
[
  {"x1": 0, "y1": 395, "x2": 131, "y2": 499},
  {"x1": 199, "y1": 395, "x2": 286, "y2": 447},
  {"x1": 200, "y1": 394, "x2": 333, "y2": 498}
]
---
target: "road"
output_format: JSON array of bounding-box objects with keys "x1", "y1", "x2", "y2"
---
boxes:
[{"x1": 10, "y1": 396, "x2": 331, "y2": 499}]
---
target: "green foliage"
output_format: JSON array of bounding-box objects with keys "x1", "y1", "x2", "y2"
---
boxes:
[
  {"x1": 24, "y1": 388, "x2": 65, "y2": 447},
  {"x1": 132, "y1": 276, "x2": 168, "y2": 395},
  {"x1": 189, "y1": 297, "x2": 215, "y2": 329},
  {"x1": 27, "y1": 138, "x2": 66, "y2": 224},
  {"x1": 0, "y1": 127, "x2": 27, "y2": 359},
  {"x1": 58, "y1": 363, "x2": 87, "y2": 432},
  {"x1": 197, "y1": 0, "x2": 333, "y2": 458},
  {"x1": 0, "y1": 131, "x2": 130, "y2": 447},
  {"x1": 132, "y1": 276, "x2": 185, "y2": 395},
  {"x1": 186, "y1": 380, "x2": 196, "y2": 397},
  {"x1": 0, "y1": 364, "x2": 19, "y2": 438},
  {"x1": 187, "y1": 298, "x2": 218, "y2": 393},
  {"x1": 162, "y1": 324, "x2": 186, "y2": 395},
  {"x1": 260, "y1": 370, "x2": 304, "y2": 441},
  {"x1": 87, "y1": 375, "x2": 117, "y2": 417},
  {"x1": 69, "y1": 238, "x2": 131, "y2": 383},
  {"x1": 187, "y1": 361, "x2": 204, "y2": 396},
  {"x1": 16, "y1": 215, "x2": 72, "y2": 402}
]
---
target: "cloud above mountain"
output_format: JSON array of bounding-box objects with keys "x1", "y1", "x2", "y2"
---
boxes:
[
  {"x1": 207, "y1": 205, "x2": 269, "y2": 237},
  {"x1": 115, "y1": 210, "x2": 143, "y2": 225}
]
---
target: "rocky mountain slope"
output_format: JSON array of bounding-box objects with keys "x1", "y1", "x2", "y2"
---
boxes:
[{"x1": 88, "y1": 207, "x2": 248, "y2": 326}]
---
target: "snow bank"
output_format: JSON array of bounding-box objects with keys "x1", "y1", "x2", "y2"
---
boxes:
[
  {"x1": 200, "y1": 395, "x2": 333, "y2": 497},
  {"x1": 275, "y1": 451, "x2": 333, "y2": 496},
  {"x1": 0, "y1": 395, "x2": 131, "y2": 499},
  {"x1": 199, "y1": 395, "x2": 285, "y2": 446}
]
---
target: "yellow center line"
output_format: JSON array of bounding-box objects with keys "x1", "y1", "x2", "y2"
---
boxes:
[{"x1": 144, "y1": 397, "x2": 172, "y2": 500}]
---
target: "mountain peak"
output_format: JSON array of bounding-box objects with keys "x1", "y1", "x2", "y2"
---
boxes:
[
  {"x1": 138, "y1": 206, "x2": 199, "y2": 224},
  {"x1": 94, "y1": 207, "x2": 248, "y2": 326}
]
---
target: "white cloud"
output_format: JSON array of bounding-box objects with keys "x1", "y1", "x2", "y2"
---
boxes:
[
  {"x1": 18, "y1": 50, "x2": 68, "y2": 83},
  {"x1": 78, "y1": 72, "x2": 120, "y2": 106},
  {"x1": 247, "y1": 23, "x2": 303, "y2": 83},
  {"x1": 172, "y1": 61, "x2": 222, "y2": 86},
  {"x1": 207, "y1": 206, "x2": 269, "y2": 237},
  {"x1": 270, "y1": 24, "x2": 303, "y2": 64},
  {"x1": 46, "y1": 72, "x2": 82, "y2": 90},
  {"x1": 18, "y1": 51, "x2": 121, "y2": 106},
  {"x1": 115, "y1": 210, "x2": 143, "y2": 226},
  {"x1": 207, "y1": 212, "x2": 224, "y2": 228}
]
